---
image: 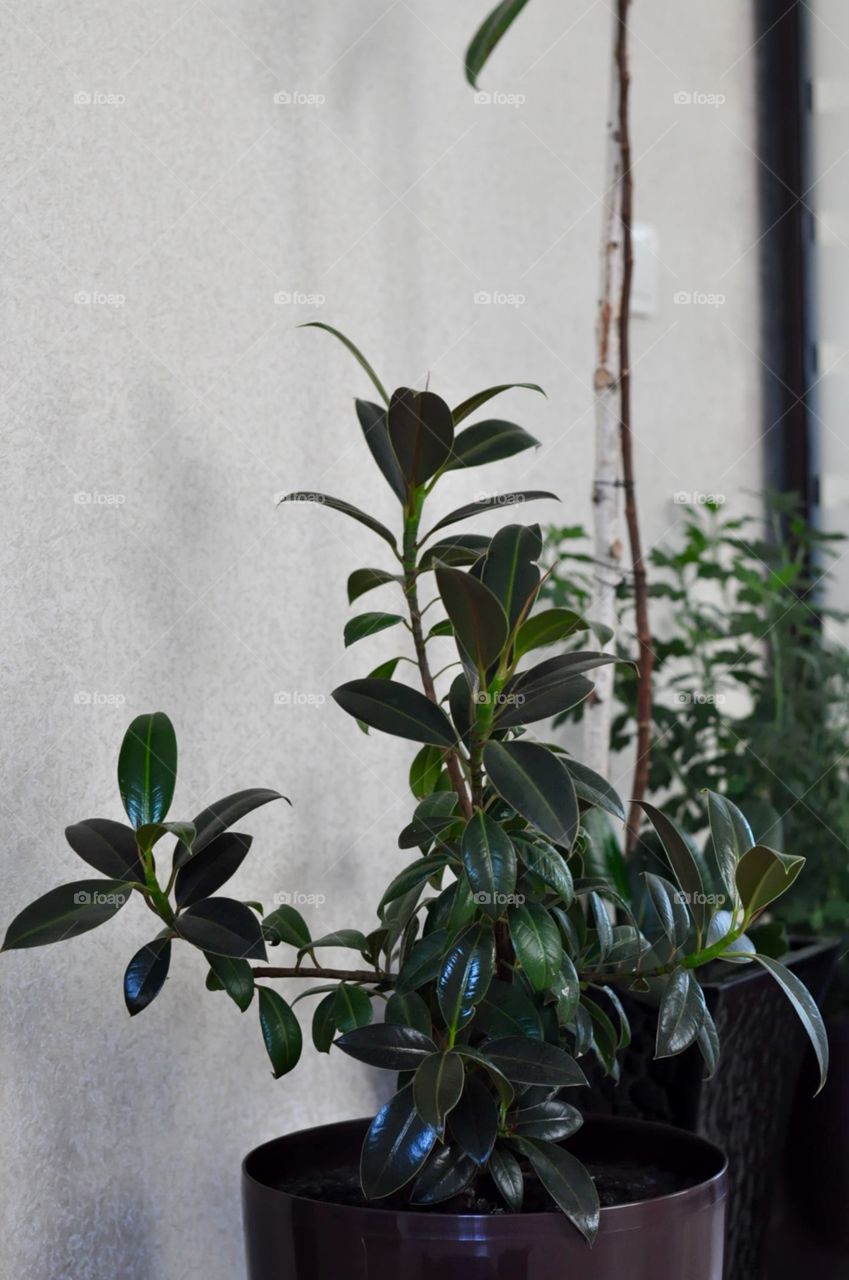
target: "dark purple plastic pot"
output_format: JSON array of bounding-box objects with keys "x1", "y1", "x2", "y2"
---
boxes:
[{"x1": 242, "y1": 1114, "x2": 727, "y2": 1280}]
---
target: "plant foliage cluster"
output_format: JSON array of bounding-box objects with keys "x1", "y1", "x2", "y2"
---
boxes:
[{"x1": 3, "y1": 331, "x2": 827, "y2": 1241}]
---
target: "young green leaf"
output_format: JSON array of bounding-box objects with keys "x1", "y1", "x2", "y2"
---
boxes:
[
  {"x1": 735, "y1": 845, "x2": 805, "y2": 918},
  {"x1": 514, "y1": 608, "x2": 587, "y2": 658},
  {"x1": 262, "y1": 903, "x2": 310, "y2": 949},
  {"x1": 117, "y1": 712, "x2": 177, "y2": 829},
  {"x1": 334, "y1": 982, "x2": 373, "y2": 1033},
  {"x1": 465, "y1": 0, "x2": 533, "y2": 87}
]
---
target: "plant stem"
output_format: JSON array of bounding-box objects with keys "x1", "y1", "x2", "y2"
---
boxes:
[
  {"x1": 252, "y1": 966, "x2": 394, "y2": 984},
  {"x1": 615, "y1": 0, "x2": 654, "y2": 856},
  {"x1": 402, "y1": 507, "x2": 473, "y2": 821}
]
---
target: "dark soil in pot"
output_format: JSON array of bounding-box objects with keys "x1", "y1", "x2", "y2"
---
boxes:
[
  {"x1": 279, "y1": 1158, "x2": 697, "y2": 1213},
  {"x1": 242, "y1": 1114, "x2": 727, "y2": 1280}
]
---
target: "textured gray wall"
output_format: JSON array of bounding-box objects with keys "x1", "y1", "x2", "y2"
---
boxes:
[{"x1": 1, "y1": 2, "x2": 760, "y2": 1277}]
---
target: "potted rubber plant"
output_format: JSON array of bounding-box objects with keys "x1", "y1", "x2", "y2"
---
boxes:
[{"x1": 2, "y1": 327, "x2": 828, "y2": 1280}]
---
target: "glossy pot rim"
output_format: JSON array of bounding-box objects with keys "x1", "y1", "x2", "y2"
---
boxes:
[{"x1": 242, "y1": 1113, "x2": 728, "y2": 1229}]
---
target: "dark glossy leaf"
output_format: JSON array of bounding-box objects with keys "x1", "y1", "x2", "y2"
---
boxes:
[
  {"x1": 426, "y1": 491, "x2": 558, "y2": 539},
  {"x1": 175, "y1": 788, "x2": 285, "y2": 867},
  {"x1": 465, "y1": 0, "x2": 533, "y2": 87},
  {"x1": 449, "y1": 672, "x2": 474, "y2": 745},
  {"x1": 509, "y1": 1136, "x2": 599, "y2": 1243},
  {"x1": 644, "y1": 873, "x2": 691, "y2": 955},
  {"x1": 513, "y1": 836, "x2": 574, "y2": 903},
  {"x1": 385, "y1": 990, "x2": 432, "y2": 1037},
  {"x1": 306, "y1": 929, "x2": 369, "y2": 955},
  {"x1": 347, "y1": 566, "x2": 400, "y2": 604},
  {"x1": 587, "y1": 892, "x2": 613, "y2": 962},
  {"x1": 174, "y1": 831, "x2": 252, "y2": 909},
  {"x1": 355, "y1": 399, "x2": 407, "y2": 501},
  {"x1": 564, "y1": 760, "x2": 626, "y2": 823},
  {"x1": 64, "y1": 818, "x2": 144, "y2": 882},
  {"x1": 123, "y1": 937, "x2": 171, "y2": 1015},
  {"x1": 437, "y1": 923, "x2": 495, "y2": 1033},
  {"x1": 706, "y1": 791, "x2": 752, "y2": 904},
  {"x1": 258, "y1": 986, "x2": 302, "y2": 1078},
  {"x1": 333, "y1": 678, "x2": 456, "y2": 747},
  {"x1": 175, "y1": 897, "x2": 266, "y2": 961},
  {"x1": 336, "y1": 1023, "x2": 437, "y2": 1070},
  {"x1": 279, "y1": 491, "x2": 397, "y2": 549},
  {"x1": 514, "y1": 608, "x2": 587, "y2": 658},
  {"x1": 656, "y1": 969, "x2": 706, "y2": 1058},
  {"x1": 514, "y1": 1098, "x2": 583, "y2": 1141},
  {"x1": 509, "y1": 902, "x2": 562, "y2": 991},
  {"x1": 396, "y1": 930, "x2": 449, "y2": 994},
  {"x1": 410, "y1": 1143, "x2": 477, "y2": 1204},
  {"x1": 499, "y1": 653, "x2": 614, "y2": 727},
  {"x1": 461, "y1": 812, "x2": 517, "y2": 919},
  {"x1": 445, "y1": 419, "x2": 539, "y2": 471},
  {"x1": 380, "y1": 855, "x2": 450, "y2": 915},
  {"x1": 300, "y1": 322, "x2": 389, "y2": 404},
  {"x1": 334, "y1": 982, "x2": 373, "y2": 1034},
  {"x1": 452, "y1": 382, "x2": 545, "y2": 425},
  {"x1": 448, "y1": 1076, "x2": 497, "y2": 1164},
  {"x1": 2, "y1": 879, "x2": 133, "y2": 951},
  {"x1": 638, "y1": 803, "x2": 707, "y2": 939},
  {"x1": 205, "y1": 952, "x2": 254, "y2": 1011},
  {"x1": 360, "y1": 1086, "x2": 438, "y2": 1198},
  {"x1": 475, "y1": 977, "x2": 544, "y2": 1040},
  {"x1": 435, "y1": 565, "x2": 509, "y2": 672},
  {"x1": 312, "y1": 992, "x2": 336, "y2": 1052},
  {"x1": 420, "y1": 534, "x2": 491, "y2": 569},
  {"x1": 484, "y1": 740, "x2": 579, "y2": 846},
  {"x1": 262, "y1": 903, "x2": 310, "y2": 948},
  {"x1": 482, "y1": 1036, "x2": 587, "y2": 1087},
  {"x1": 117, "y1": 712, "x2": 177, "y2": 829},
  {"x1": 736, "y1": 844, "x2": 805, "y2": 917},
  {"x1": 343, "y1": 611, "x2": 404, "y2": 648},
  {"x1": 387, "y1": 387, "x2": 454, "y2": 488},
  {"x1": 481, "y1": 523, "x2": 542, "y2": 630},
  {"x1": 696, "y1": 1006, "x2": 720, "y2": 1078},
  {"x1": 489, "y1": 1144, "x2": 524, "y2": 1210},
  {"x1": 753, "y1": 954, "x2": 828, "y2": 1092},
  {"x1": 413, "y1": 1051, "x2": 465, "y2": 1129},
  {"x1": 398, "y1": 792, "x2": 459, "y2": 849}
]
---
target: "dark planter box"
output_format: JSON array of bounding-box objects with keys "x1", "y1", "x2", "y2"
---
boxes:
[
  {"x1": 578, "y1": 937, "x2": 839, "y2": 1280},
  {"x1": 242, "y1": 1114, "x2": 727, "y2": 1280}
]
